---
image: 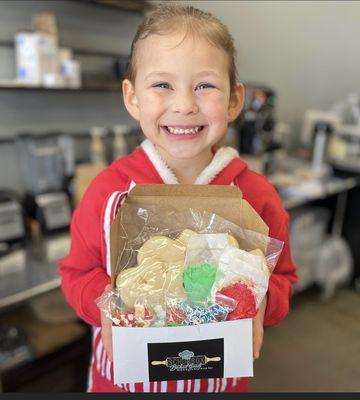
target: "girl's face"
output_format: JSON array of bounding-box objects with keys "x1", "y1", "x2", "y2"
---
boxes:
[{"x1": 123, "y1": 32, "x2": 244, "y2": 163}]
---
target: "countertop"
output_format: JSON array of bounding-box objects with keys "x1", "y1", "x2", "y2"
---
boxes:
[{"x1": 0, "y1": 176, "x2": 358, "y2": 312}]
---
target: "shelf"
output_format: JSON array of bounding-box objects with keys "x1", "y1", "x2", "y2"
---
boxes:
[
  {"x1": 0, "y1": 40, "x2": 129, "y2": 60},
  {"x1": 0, "y1": 81, "x2": 122, "y2": 92},
  {"x1": 0, "y1": 129, "x2": 113, "y2": 145},
  {"x1": 280, "y1": 176, "x2": 359, "y2": 210}
]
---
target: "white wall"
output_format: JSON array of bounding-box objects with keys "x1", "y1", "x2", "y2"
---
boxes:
[{"x1": 176, "y1": 1, "x2": 360, "y2": 142}]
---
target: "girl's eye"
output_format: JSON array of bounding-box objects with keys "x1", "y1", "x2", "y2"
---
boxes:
[
  {"x1": 153, "y1": 82, "x2": 171, "y2": 89},
  {"x1": 196, "y1": 83, "x2": 215, "y2": 90}
]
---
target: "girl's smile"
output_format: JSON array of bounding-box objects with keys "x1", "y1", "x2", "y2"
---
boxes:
[{"x1": 160, "y1": 125, "x2": 207, "y2": 140}]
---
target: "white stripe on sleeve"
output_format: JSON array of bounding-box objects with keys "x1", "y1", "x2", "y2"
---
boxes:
[
  {"x1": 216, "y1": 378, "x2": 221, "y2": 392},
  {"x1": 208, "y1": 378, "x2": 215, "y2": 392},
  {"x1": 177, "y1": 379, "x2": 184, "y2": 392},
  {"x1": 160, "y1": 381, "x2": 167, "y2": 392},
  {"x1": 220, "y1": 378, "x2": 228, "y2": 392},
  {"x1": 193, "y1": 379, "x2": 201, "y2": 392}
]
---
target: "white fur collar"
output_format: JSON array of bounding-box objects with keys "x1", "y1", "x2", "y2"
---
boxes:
[{"x1": 141, "y1": 139, "x2": 239, "y2": 184}]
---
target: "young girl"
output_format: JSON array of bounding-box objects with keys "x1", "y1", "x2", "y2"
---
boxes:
[{"x1": 59, "y1": 3, "x2": 297, "y2": 393}]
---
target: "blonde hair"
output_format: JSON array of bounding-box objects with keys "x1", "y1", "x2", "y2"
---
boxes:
[{"x1": 126, "y1": 2, "x2": 239, "y2": 93}]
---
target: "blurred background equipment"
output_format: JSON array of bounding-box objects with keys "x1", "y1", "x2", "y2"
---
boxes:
[
  {"x1": 234, "y1": 83, "x2": 292, "y2": 176},
  {"x1": 235, "y1": 84, "x2": 280, "y2": 155},
  {"x1": 16, "y1": 133, "x2": 73, "y2": 234},
  {"x1": 16, "y1": 133, "x2": 73, "y2": 262},
  {"x1": 328, "y1": 93, "x2": 360, "y2": 173},
  {"x1": 0, "y1": 325, "x2": 33, "y2": 372},
  {"x1": 0, "y1": 1, "x2": 147, "y2": 393},
  {"x1": 0, "y1": 189, "x2": 26, "y2": 276},
  {"x1": 112, "y1": 124, "x2": 131, "y2": 160},
  {"x1": 291, "y1": 207, "x2": 353, "y2": 300}
]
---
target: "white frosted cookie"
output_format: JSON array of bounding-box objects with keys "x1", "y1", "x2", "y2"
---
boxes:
[
  {"x1": 137, "y1": 235, "x2": 170, "y2": 264},
  {"x1": 116, "y1": 265, "x2": 143, "y2": 285},
  {"x1": 216, "y1": 246, "x2": 264, "y2": 290},
  {"x1": 117, "y1": 259, "x2": 182, "y2": 309},
  {"x1": 139, "y1": 260, "x2": 167, "y2": 291},
  {"x1": 116, "y1": 271, "x2": 144, "y2": 308},
  {"x1": 118, "y1": 231, "x2": 199, "y2": 310},
  {"x1": 137, "y1": 257, "x2": 165, "y2": 276},
  {"x1": 137, "y1": 235, "x2": 185, "y2": 264},
  {"x1": 250, "y1": 248, "x2": 270, "y2": 275},
  {"x1": 164, "y1": 261, "x2": 185, "y2": 295},
  {"x1": 176, "y1": 229, "x2": 196, "y2": 247},
  {"x1": 227, "y1": 234, "x2": 240, "y2": 248}
]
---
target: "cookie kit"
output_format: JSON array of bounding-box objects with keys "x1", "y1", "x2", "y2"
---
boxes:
[{"x1": 97, "y1": 184, "x2": 284, "y2": 385}]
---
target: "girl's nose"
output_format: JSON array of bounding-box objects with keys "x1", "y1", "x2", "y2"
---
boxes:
[{"x1": 171, "y1": 91, "x2": 199, "y2": 115}]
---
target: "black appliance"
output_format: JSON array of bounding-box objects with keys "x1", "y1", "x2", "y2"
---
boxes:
[
  {"x1": 235, "y1": 84, "x2": 280, "y2": 158},
  {"x1": 16, "y1": 132, "x2": 73, "y2": 236}
]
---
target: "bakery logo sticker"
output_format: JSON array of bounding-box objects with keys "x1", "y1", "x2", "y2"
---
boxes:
[
  {"x1": 148, "y1": 338, "x2": 224, "y2": 381},
  {"x1": 151, "y1": 350, "x2": 221, "y2": 372}
]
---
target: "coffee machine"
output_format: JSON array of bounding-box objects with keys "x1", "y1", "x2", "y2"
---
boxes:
[
  {"x1": 235, "y1": 84, "x2": 279, "y2": 154},
  {"x1": 0, "y1": 189, "x2": 26, "y2": 275},
  {"x1": 16, "y1": 132, "x2": 73, "y2": 261}
]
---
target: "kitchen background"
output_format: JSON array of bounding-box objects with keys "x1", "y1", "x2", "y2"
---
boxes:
[{"x1": 0, "y1": 0, "x2": 359, "y2": 392}]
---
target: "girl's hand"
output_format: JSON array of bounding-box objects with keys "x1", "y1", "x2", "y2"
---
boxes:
[
  {"x1": 100, "y1": 284, "x2": 113, "y2": 361},
  {"x1": 252, "y1": 294, "x2": 267, "y2": 360}
]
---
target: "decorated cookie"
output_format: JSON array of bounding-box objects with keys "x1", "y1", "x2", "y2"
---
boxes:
[
  {"x1": 112, "y1": 305, "x2": 153, "y2": 327},
  {"x1": 183, "y1": 262, "x2": 217, "y2": 304},
  {"x1": 138, "y1": 258, "x2": 167, "y2": 291},
  {"x1": 166, "y1": 299, "x2": 233, "y2": 326},
  {"x1": 116, "y1": 230, "x2": 197, "y2": 310},
  {"x1": 164, "y1": 262, "x2": 186, "y2": 295},
  {"x1": 250, "y1": 248, "x2": 270, "y2": 275},
  {"x1": 217, "y1": 281, "x2": 257, "y2": 319},
  {"x1": 176, "y1": 229, "x2": 197, "y2": 246},
  {"x1": 227, "y1": 234, "x2": 240, "y2": 248},
  {"x1": 116, "y1": 272, "x2": 144, "y2": 309},
  {"x1": 137, "y1": 235, "x2": 185, "y2": 264},
  {"x1": 215, "y1": 246, "x2": 264, "y2": 290}
]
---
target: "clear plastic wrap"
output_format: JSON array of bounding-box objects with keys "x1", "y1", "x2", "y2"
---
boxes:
[
  {"x1": 166, "y1": 292, "x2": 237, "y2": 326},
  {"x1": 183, "y1": 233, "x2": 271, "y2": 318},
  {"x1": 96, "y1": 205, "x2": 284, "y2": 327}
]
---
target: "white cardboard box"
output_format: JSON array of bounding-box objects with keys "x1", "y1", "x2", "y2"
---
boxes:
[
  {"x1": 112, "y1": 319, "x2": 253, "y2": 385},
  {"x1": 109, "y1": 185, "x2": 268, "y2": 386}
]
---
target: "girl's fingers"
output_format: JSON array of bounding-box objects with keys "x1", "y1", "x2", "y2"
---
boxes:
[
  {"x1": 102, "y1": 325, "x2": 113, "y2": 361},
  {"x1": 252, "y1": 320, "x2": 264, "y2": 360},
  {"x1": 253, "y1": 334, "x2": 263, "y2": 359}
]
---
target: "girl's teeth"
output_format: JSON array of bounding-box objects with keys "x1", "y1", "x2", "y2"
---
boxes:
[{"x1": 167, "y1": 126, "x2": 201, "y2": 134}]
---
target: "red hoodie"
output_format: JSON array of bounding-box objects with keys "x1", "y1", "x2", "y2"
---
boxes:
[{"x1": 59, "y1": 140, "x2": 297, "y2": 393}]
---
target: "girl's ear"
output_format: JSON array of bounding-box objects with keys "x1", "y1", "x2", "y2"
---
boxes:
[
  {"x1": 228, "y1": 82, "x2": 245, "y2": 123},
  {"x1": 122, "y1": 79, "x2": 140, "y2": 121}
]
